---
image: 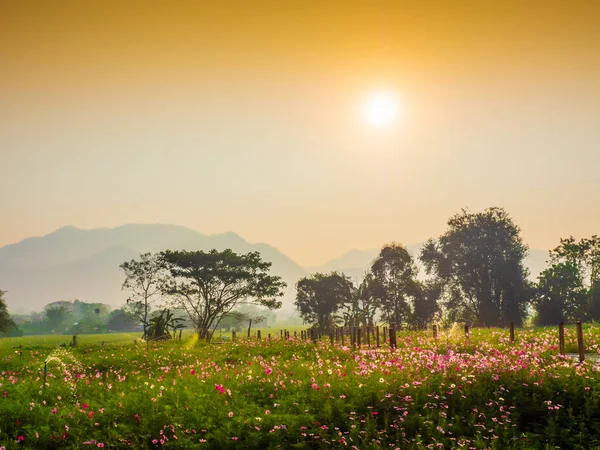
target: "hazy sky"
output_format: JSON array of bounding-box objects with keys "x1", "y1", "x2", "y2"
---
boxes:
[{"x1": 1, "y1": 0, "x2": 599, "y2": 266}]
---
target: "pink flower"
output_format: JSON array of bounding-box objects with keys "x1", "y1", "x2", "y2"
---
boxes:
[
  {"x1": 51, "y1": 407, "x2": 57, "y2": 415},
  {"x1": 215, "y1": 384, "x2": 225, "y2": 394},
  {"x1": 228, "y1": 411, "x2": 234, "y2": 418},
  {"x1": 265, "y1": 368, "x2": 272, "y2": 376},
  {"x1": 97, "y1": 444, "x2": 104, "y2": 448},
  {"x1": 83, "y1": 403, "x2": 89, "y2": 410},
  {"x1": 190, "y1": 369, "x2": 196, "y2": 375},
  {"x1": 265, "y1": 410, "x2": 271, "y2": 415}
]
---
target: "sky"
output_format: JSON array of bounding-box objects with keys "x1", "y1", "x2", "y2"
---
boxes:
[{"x1": 1, "y1": 0, "x2": 599, "y2": 266}]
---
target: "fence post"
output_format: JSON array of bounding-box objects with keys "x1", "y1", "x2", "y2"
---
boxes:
[
  {"x1": 341, "y1": 327, "x2": 345, "y2": 346},
  {"x1": 576, "y1": 321, "x2": 585, "y2": 363},
  {"x1": 357, "y1": 327, "x2": 362, "y2": 348},
  {"x1": 232, "y1": 330, "x2": 236, "y2": 341},
  {"x1": 559, "y1": 322, "x2": 565, "y2": 355},
  {"x1": 376, "y1": 326, "x2": 380, "y2": 348},
  {"x1": 509, "y1": 321, "x2": 515, "y2": 343},
  {"x1": 433, "y1": 324, "x2": 437, "y2": 340},
  {"x1": 464, "y1": 324, "x2": 469, "y2": 338},
  {"x1": 383, "y1": 327, "x2": 388, "y2": 343},
  {"x1": 389, "y1": 325, "x2": 397, "y2": 350},
  {"x1": 329, "y1": 330, "x2": 334, "y2": 345},
  {"x1": 257, "y1": 330, "x2": 261, "y2": 340},
  {"x1": 294, "y1": 331, "x2": 297, "y2": 338},
  {"x1": 366, "y1": 326, "x2": 371, "y2": 347}
]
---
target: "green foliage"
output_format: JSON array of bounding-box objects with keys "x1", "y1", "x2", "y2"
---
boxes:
[
  {"x1": 160, "y1": 249, "x2": 286, "y2": 340},
  {"x1": 534, "y1": 261, "x2": 587, "y2": 325},
  {"x1": 420, "y1": 207, "x2": 531, "y2": 327},
  {"x1": 371, "y1": 243, "x2": 420, "y2": 328},
  {"x1": 295, "y1": 272, "x2": 353, "y2": 333},
  {"x1": 0, "y1": 289, "x2": 16, "y2": 336},
  {"x1": 120, "y1": 253, "x2": 165, "y2": 339}
]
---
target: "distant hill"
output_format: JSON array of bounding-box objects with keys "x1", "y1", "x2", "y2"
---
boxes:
[
  {"x1": 0, "y1": 225, "x2": 551, "y2": 315},
  {"x1": 0, "y1": 224, "x2": 306, "y2": 314}
]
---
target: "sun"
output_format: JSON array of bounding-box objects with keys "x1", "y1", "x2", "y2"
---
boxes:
[{"x1": 363, "y1": 92, "x2": 400, "y2": 128}]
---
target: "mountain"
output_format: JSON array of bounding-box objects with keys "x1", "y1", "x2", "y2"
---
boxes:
[{"x1": 0, "y1": 224, "x2": 306, "y2": 314}]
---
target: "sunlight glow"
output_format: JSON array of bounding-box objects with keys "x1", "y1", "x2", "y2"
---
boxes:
[{"x1": 364, "y1": 92, "x2": 400, "y2": 128}]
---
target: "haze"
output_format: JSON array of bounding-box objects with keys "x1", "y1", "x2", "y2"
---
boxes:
[{"x1": 1, "y1": 0, "x2": 599, "y2": 266}]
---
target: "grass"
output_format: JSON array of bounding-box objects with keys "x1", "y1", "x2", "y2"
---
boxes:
[{"x1": 1, "y1": 324, "x2": 599, "y2": 449}]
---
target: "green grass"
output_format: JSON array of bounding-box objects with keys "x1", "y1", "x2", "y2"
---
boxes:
[{"x1": 1, "y1": 325, "x2": 600, "y2": 449}]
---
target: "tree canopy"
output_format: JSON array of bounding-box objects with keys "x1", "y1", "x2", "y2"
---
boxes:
[
  {"x1": 160, "y1": 249, "x2": 285, "y2": 340},
  {"x1": 420, "y1": 207, "x2": 530, "y2": 327},
  {"x1": 295, "y1": 272, "x2": 353, "y2": 333},
  {"x1": 0, "y1": 290, "x2": 16, "y2": 336}
]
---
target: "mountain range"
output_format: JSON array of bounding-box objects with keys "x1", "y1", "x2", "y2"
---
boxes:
[{"x1": 0, "y1": 224, "x2": 551, "y2": 315}]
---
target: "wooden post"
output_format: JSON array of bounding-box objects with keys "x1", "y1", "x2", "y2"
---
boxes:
[
  {"x1": 376, "y1": 326, "x2": 380, "y2": 348},
  {"x1": 433, "y1": 324, "x2": 437, "y2": 340},
  {"x1": 232, "y1": 330, "x2": 236, "y2": 341},
  {"x1": 366, "y1": 326, "x2": 371, "y2": 347},
  {"x1": 576, "y1": 321, "x2": 585, "y2": 363},
  {"x1": 294, "y1": 331, "x2": 297, "y2": 338},
  {"x1": 257, "y1": 330, "x2": 261, "y2": 340},
  {"x1": 509, "y1": 321, "x2": 515, "y2": 343},
  {"x1": 268, "y1": 333, "x2": 271, "y2": 340},
  {"x1": 247, "y1": 319, "x2": 252, "y2": 338},
  {"x1": 389, "y1": 325, "x2": 397, "y2": 350},
  {"x1": 280, "y1": 329, "x2": 283, "y2": 338},
  {"x1": 383, "y1": 327, "x2": 388, "y2": 343},
  {"x1": 559, "y1": 322, "x2": 565, "y2": 355},
  {"x1": 329, "y1": 330, "x2": 334, "y2": 345},
  {"x1": 341, "y1": 327, "x2": 345, "y2": 346},
  {"x1": 357, "y1": 327, "x2": 362, "y2": 348},
  {"x1": 464, "y1": 324, "x2": 469, "y2": 338}
]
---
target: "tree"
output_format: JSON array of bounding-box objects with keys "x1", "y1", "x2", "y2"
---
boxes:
[
  {"x1": 107, "y1": 308, "x2": 139, "y2": 332},
  {"x1": 420, "y1": 207, "x2": 530, "y2": 327},
  {"x1": 44, "y1": 301, "x2": 72, "y2": 332},
  {"x1": 534, "y1": 261, "x2": 586, "y2": 325},
  {"x1": 546, "y1": 235, "x2": 600, "y2": 321},
  {"x1": 339, "y1": 273, "x2": 381, "y2": 328},
  {"x1": 160, "y1": 249, "x2": 285, "y2": 340},
  {"x1": 120, "y1": 253, "x2": 165, "y2": 340},
  {"x1": 412, "y1": 281, "x2": 442, "y2": 330},
  {"x1": 295, "y1": 272, "x2": 353, "y2": 333},
  {"x1": 0, "y1": 290, "x2": 16, "y2": 336},
  {"x1": 371, "y1": 244, "x2": 419, "y2": 329}
]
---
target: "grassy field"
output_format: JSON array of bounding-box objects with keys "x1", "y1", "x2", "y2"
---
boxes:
[{"x1": 1, "y1": 325, "x2": 599, "y2": 449}]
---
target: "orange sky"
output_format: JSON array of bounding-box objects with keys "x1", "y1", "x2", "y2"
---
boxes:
[{"x1": 1, "y1": 0, "x2": 599, "y2": 265}]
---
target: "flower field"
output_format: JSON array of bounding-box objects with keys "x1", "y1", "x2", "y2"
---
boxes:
[{"x1": 1, "y1": 325, "x2": 600, "y2": 449}]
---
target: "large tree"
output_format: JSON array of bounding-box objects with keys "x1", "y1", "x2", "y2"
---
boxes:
[
  {"x1": 120, "y1": 253, "x2": 165, "y2": 340},
  {"x1": 339, "y1": 273, "x2": 382, "y2": 329},
  {"x1": 295, "y1": 272, "x2": 353, "y2": 334},
  {"x1": 160, "y1": 249, "x2": 285, "y2": 340},
  {"x1": 420, "y1": 207, "x2": 530, "y2": 327},
  {"x1": 370, "y1": 244, "x2": 419, "y2": 329},
  {"x1": 543, "y1": 236, "x2": 600, "y2": 321},
  {"x1": 44, "y1": 301, "x2": 72, "y2": 333},
  {"x1": 0, "y1": 290, "x2": 16, "y2": 336},
  {"x1": 534, "y1": 261, "x2": 586, "y2": 325}
]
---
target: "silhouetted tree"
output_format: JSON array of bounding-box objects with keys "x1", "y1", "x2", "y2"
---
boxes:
[
  {"x1": 371, "y1": 243, "x2": 419, "y2": 329},
  {"x1": 0, "y1": 290, "x2": 16, "y2": 336},
  {"x1": 120, "y1": 253, "x2": 165, "y2": 340},
  {"x1": 420, "y1": 207, "x2": 530, "y2": 327},
  {"x1": 412, "y1": 280, "x2": 442, "y2": 329},
  {"x1": 534, "y1": 261, "x2": 586, "y2": 325},
  {"x1": 160, "y1": 249, "x2": 285, "y2": 340},
  {"x1": 295, "y1": 272, "x2": 353, "y2": 334},
  {"x1": 546, "y1": 235, "x2": 600, "y2": 321}
]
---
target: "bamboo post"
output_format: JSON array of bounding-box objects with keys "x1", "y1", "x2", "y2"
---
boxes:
[
  {"x1": 559, "y1": 322, "x2": 565, "y2": 355},
  {"x1": 376, "y1": 326, "x2": 380, "y2": 348},
  {"x1": 576, "y1": 321, "x2": 585, "y2": 363},
  {"x1": 509, "y1": 321, "x2": 515, "y2": 343}
]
